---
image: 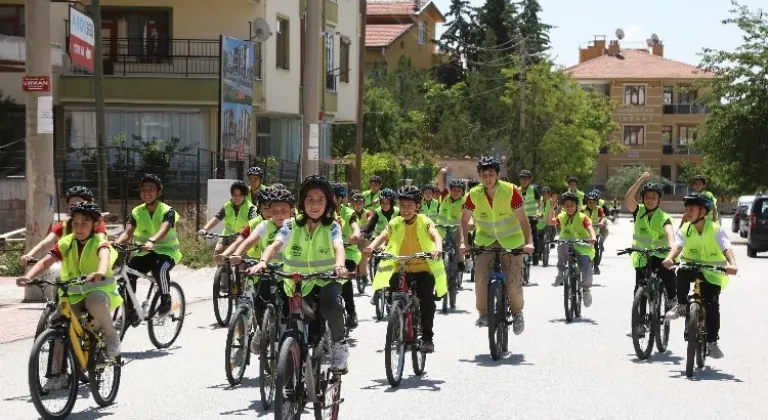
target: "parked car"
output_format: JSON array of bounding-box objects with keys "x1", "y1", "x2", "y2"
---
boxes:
[
  {"x1": 732, "y1": 204, "x2": 749, "y2": 233},
  {"x1": 745, "y1": 195, "x2": 768, "y2": 258}
]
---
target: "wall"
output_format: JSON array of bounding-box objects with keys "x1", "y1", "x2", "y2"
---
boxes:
[
  {"x1": 263, "y1": 0, "x2": 301, "y2": 116},
  {"x1": 332, "y1": 0, "x2": 359, "y2": 122}
]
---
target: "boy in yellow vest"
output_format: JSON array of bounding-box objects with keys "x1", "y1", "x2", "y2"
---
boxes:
[
  {"x1": 245, "y1": 166, "x2": 266, "y2": 206},
  {"x1": 566, "y1": 176, "x2": 585, "y2": 206},
  {"x1": 362, "y1": 175, "x2": 383, "y2": 210},
  {"x1": 458, "y1": 157, "x2": 534, "y2": 333},
  {"x1": 332, "y1": 183, "x2": 362, "y2": 328},
  {"x1": 365, "y1": 185, "x2": 446, "y2": 353},
  {"x1": 115, "y1": 174, "x2": 182, "y2": 320},
  {"x1": 436, "y1": 167, "x2": 468, "y2": 272},
  {"x1": 662, "y1": 192, "x2": 738, "y2": 359},
  {"x1": 581, "y1": 191, "x2": 606, "y2": 274},
  {"x1": 421, "y1": 183, "x2": 440, "y2": 221}
]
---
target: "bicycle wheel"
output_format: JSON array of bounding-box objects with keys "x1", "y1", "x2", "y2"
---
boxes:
[
  {"x1": 655, "y1": 291, "x2": 671, "y2": 353},
  {"x1": 259, "y1": 304, "x2": 278, "y2": 408},
  {"x1": 148, "y1": 281, "x2": 186, "y2": 349},
  {"x1": 313, "y1": 334, "x2": 337, "y2": 420},
  {"x1": 225, "y1": 307, "x2": 250, "y2": 386},
  {"x1": 412, "y1": 304, "x2": 426, "y2": 375},
  {"x1": 573, "y1": 272, "x2": 582, "y2": 318},
  {"x1": 487, "y1": 281, "x2": 505, "y2": 360},
  {"x1": 356, "y1": 274, "x2": 365, "y2": 294},
  {"x1": 213, "y1": 266, "x2": 233, "y2": 327},
  {"x1": 523, "y1": 257, "x2": 530, "y2": 285},
  {"x1": 563, "y1": 268, "x2": 574, "y2": 322},
  {"x1": 384, "y1": 303, "x2": 406, "y2": 386},
  {"x1": 315, "y1": 372, "x2": 341, "y2": 420},
  {"x1": 88, "y1": 339, "x2": 121, "y2": 407},
  {"x1": 542, "y1": 239, "x2": 550, "y2": 267},
  {"x1": 374, "y1": 289, "x2": 386, "y2": 321},
  {"x1": 28, "y1": 329, "x2": 80, "y2": 420},
  {"x1": 274, "y1": 336, "x2": 302, "y2": 420},
  {"x1": 685, "y1": 303, "x2": 699, "y2": 377},
  {"x1": 35, "y1": 304, "x2": 56, "y2": 340},
  {"x1": 111, "y1": 301, "x2": 128, "y2": 341},
  {"x1": 695, "y1": 307, "x2": 707, "y2": 369},
  {"x1": 631, "y1": 287, "x2": 654, "y2": 360}
]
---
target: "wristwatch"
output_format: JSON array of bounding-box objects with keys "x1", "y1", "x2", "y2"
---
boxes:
[{"x1": 148, "y1": 238, "x2": 157, "y2": 243}]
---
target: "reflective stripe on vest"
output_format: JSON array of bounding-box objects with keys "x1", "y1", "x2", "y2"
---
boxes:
[
  {"x1": 680, "y1": 220, "x2": 729, "y2": 289},
  {"x1": 631, "y1": 205, "x2": 672, "y2": 267},
  {"x1": 435, "y1": 195, "x2": 465, "y2": 236},
  {"x1": 282, "y1": 219, "x2": 339, "y2": 296},
  {"x1": 223, "y1": 201, "x2": 254, "y2": 235},
  {"x1": 469, "y1": 182, "x2": 524, "y2": 249},
  {"x1": 132, "y1": 202, "x2": 182, "y2": 263},
  {"x1": 522, "y1": 186, "x2": 538, "y2": 217},
  {"x1": 582, "y1": 207, "x2": 600, "y2": 224},
  {"x1": 537, "y1": 200, "x2": 551, "y2": 230},
  {"x1": 58, "y1": 233, "x2": 122, "y2": 310},
  {"x1": 557, "y1": 212, "x2": 594, "y2": 259}
]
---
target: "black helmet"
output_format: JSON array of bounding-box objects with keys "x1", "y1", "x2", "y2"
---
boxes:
[
  {"x1": 369, "y1": 175, "x2": 382, "y2": 184},
  {"x1": 230, "y1": 180, "x2": 249, "y2": 196},
  {"x1": 268, "y1": 188, "x2": 295, "y2": 206},
  {"x1": 69, "y1": 201, "x2": 102, "y2": 220},
  {"x1": 139, "y1": 174, "x2": 163, "y2": 190},
  {"x1": 422, "y1": 183, "x2": 437, "y2": 193},
  {"x1": 518, "y1": 169, "x2": 532, "y2": 178},
  {"x1": 271, "y1": 183, "x2": 286, "y2": 190},
  {"x1": 65, "y1": 186, "x2": 94, "y2": 202},
  {"x1": 560, "y1": 192, "x2": 579, "y2": 205},
  {"x1": 256, "y1": 187, "x2": 273, "y2": 205},
  {"x1": 567, "y1": 176, "x2": 579, "y2": 184},
  {"x1": 640, "y1": 183, "x2": 664, "y2": 198},
  {"x1": 477, "y1": 156, "x2": 501, "y2": 172},
  {"x1": 585, "y1": 191, "x2": 599, "y2": 203},
  {"x1": 541, "y1": 186, "x2": 551, "y2": 194},
  {"x1": 449, "y1": 178, "x2": 466, "y2": 190},
  {"x1": 247, "y1": 166, "x2": 265, "y2": 177},
  {"x1": 683, "y1": 192, "x2": 712, "y2": 212},
  {"x1": 332, "y1": 183, "x2": 348, "y2": 198},
  {"x1": 693, "y1": 174, "x2": 707, "y2": 185},
  {"x1": 591, "y1": 189, "x2": 602, "y2": 197},
  {"x1": 350, "y1": 192, "x2": 365, "y2": 202},
  {"x1": 397, "y1": 185, "x2": 422, "y2": 202},
  {"x1": 467, "y1": 178, "x2": 480, "y2": 189},
  {"x1": 380, "y1": 188, "x2": 396, "y2": 201},
  {"x1": 298, "y1": 175, "x2": 335, "y2": 215}
]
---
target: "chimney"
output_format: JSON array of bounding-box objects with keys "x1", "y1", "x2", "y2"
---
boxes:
[
  {"x1": 578, "y1": 35, "x2": 607, "y2": 63},
  {"x1": 607, "y1": 40, "x2": 620, "y2": 56},
  {"x1": 652, "y1": 41, "x2": 664, "y2": 57}
]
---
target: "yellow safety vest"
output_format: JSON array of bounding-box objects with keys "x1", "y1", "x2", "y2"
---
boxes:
[
  {"x1": 631, "y1": 205, "x2": 672, "y2": 267},
  {"x1": 435, "y1": 194, "x2": 465, "y2": 237},
  {"x1": 468, "y1": 182, "x2": 524, "y2": 249},
  {"x1": 422, "y1": 198, "x2": 440, "y2": 221},
  {"x1": 131, "y1": 202, "x2": 182, "y2": 263},
  {"x1": 680, "y1": 220, "x2": 729, "y2": 289},
  {"x1": 282, "y1": 217, "x2": 344, "y2": 296},
  {"x1": 245, "y1": 215, "x2": 264, "y2": 258},
  {"x1": 521, "y1": 186, "x2": 539, "y2": 217},
  {"x1": 337, "y1": 206, "x2": 361, "y2": 264},
  {"x1": 557, "y1": 212, "x2": 595, "y2": 259},
  {"x1": 58, "y1": 233, "x2": 122, "y2": 310},
  {"x1": 374, "y1": 207, "x2": 399, "y2": 236},
  {"x1": 223, "y1": 201, "x2": 256, "y2": 235}
]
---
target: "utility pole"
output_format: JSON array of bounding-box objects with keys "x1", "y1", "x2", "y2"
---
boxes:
[
  {"x1": 301, "y1": 0, "x2": 322, "y2": 178},
  {"x1": 518, "y1": 37, "x2": 527, "y2": 147},
  {"x1": 23, "y1": 0, "x2": 53, "y2": 301},
  {"x1": 92, "y1": 0, "x2": 108, "y2": 209},
  {"x1": 354, "y1": 0, "x2": 366, "y2": 190}
]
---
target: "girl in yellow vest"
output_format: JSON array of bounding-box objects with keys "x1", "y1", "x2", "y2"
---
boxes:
[
  {"x1": 421, "y1": 183, "x2": 440, "y2": 222},
  {"x1": 245, "y1": 166, "x2": 266, "y2": 206},
  {"x1": 365, "y1": 185, "x2": 446, "y2": 353},
  {"x1": 360, "y1": 188, "x2": 399, "y2": 238},
  {"x1": 437, "y1": 168, "x2": 468, "y2": 272},
  {"x1": 350, "y1": 192, "x2": 374, "y2": 284},
  {"x1": 662, "y1": 192, "x2": 738, "y2": 359},
  {"x1": 246, "y1": 175, "x2": 349, "y2": 373},
  {"x1": 362, "y1": 175, "x2": 383, "y2": 210},
  {"x1": 115, "y1": 174, "x2": 182, "y2": 321},
  {"x1": 581, "y1": 191, "x2": 606, "y2": 275},
  {"x1": 198, "y1": 180, "x2": 258, "y2": 270},
  {"x1": 546, "y1": 192, "x2": 597, "y2": 307},
  {"x1": 332, "y1": 183, "x2": 362, "y2": 329}
]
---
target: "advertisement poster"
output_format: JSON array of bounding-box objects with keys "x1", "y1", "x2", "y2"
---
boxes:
[{"x1": 219, "y1": 35, "x2": 255, "y2": 160}]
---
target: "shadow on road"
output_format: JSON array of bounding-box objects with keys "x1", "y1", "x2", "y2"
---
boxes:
[
  {"x1": 628, "y1": 352, "x2": 684, "y2": 365},
  {"x1": 440, "y1": 309, "x2": 472, "y2": 315},
  {"x1": 197, "y1": 322, "x2": 225, "y2": 330},
  {"x1": 548, "y1": 317, "x2": 599, "y2": 325},
  {"x1": 669, "y1": 366, "x2": 744, "y2": 382},
  {"x1": 122, "y1": 345, "x2": 180, "y2": 361},
  {"x1": 360, "y1": 376, "x2": 445, "y2": 392},
  {"x1": 67, "y1": 406, "x2": 116, "y2": 420},
  {"x1": 218, "y1": 394, "x2": 271, "y2": 417},
  {"x1": 458, "y1": 353, "x2": 532, "y2": 367},
  {"x1": 209, "y1": 374, "x2": 261, "y2": 391}
]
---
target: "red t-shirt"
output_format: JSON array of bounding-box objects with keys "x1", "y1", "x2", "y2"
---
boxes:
[
  {"x1": 555, "y1": 214, "x2": 592, "y2": 229},
  {"x1": 463, "y1": 185, "x2": 524, "y2": 211},
  {"x1": 48, "y1": 220, "x2": 107, "y2": 239},
  {"x1": 49, "y1": 240, "x2": 110, "y2": 261},
  {"x1": 240, "y1": 225, "x2": 251, "y2": 237}
]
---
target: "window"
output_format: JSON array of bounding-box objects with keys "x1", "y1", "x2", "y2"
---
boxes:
[
  {"x1": 661, "y1": 165, "x2": 672, "y2": 180},
  {"x1": 101, "y1": 8, "x2": 171, "y2": 59},
  {"x1": 678, "y1": 88, "x2": 696, "y2": 104},
  {"x1": 276, "y1": 18, "x2": 289, "y2": 70},
  {"x1": 339, "y1": 37, "x2": 350, "y2": 83},
  {"x1": 678, "y1": 126, "x2": 697, "y2": 145},
  {"x1": 662, "y1": 126, "x2": 672, "y2": 145},
  {"x1": 624, "y1": 85, "x2": 646, "y2": 105},
  {"x1": 325, "y1": 27, "x2": 335, "y2": 91},
  {"x1": 623, "y1": 125, "x2": 645, "y2": 145},
  {"x1": 0, "y1": 5, "x2": 24, "y2": 36},
  {"x1": 663, "y1": 86, "x2": 673, "y2": 105},
  {"x1": 418, "y1": 21, "x2": 426, "y2": 45}
]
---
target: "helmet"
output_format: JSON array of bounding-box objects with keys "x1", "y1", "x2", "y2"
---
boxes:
[
  {"x1": 380, "y1": 188, "x2": 396, "y2": 202},
  {"x1": 477, "y1": 156, "x2": 501, "y2": 172},
  {"x1": 560, "y1": 192, "x2": 579, "y2": 205},
  {"x1": 350, "y1": 192, "x2": 365, "y2": 202},
  {"x1": 230, "y1": 180, "x2": 249, "y2": 196},
  {"x1": 449, "y1": 179, "x2": 466, "y2": 190},
  {"x1": 268, "y1": 188, "x2": 295, "y2": 206},
  {"x1": 369, "y1": 175, "x2": 382, "y2": 184},
  {"x1": 422, "y1": 183, "x2": 437, "y2": 193},
  {"x1": 64, "y1": 186, "x2": 94, "y2": 202},
  {"x1": 397, "y1": 185, "x2": 422, "y2": 202},
  {"x1": 541, "y1": 186, "x2": 551, "y2": 194},
  {"x1": 518, "y1": 169, "x2": 532, "y2": 178},
  {"x1": 333, "y1": 183, "x2": 348, "y2": 198},
  {"x1": 271, "y1": 183, "x2": 286, "y2": 190},
  {"x1": 591, "y1": 189, "x2": 602, "y2": 197},
  {"x1": 467, "y1": 178, "x2": 480, "y2": 189},
  {"x1": 683, "y1": 192, "x2": 712, "y2": 212},
  {"x1": 640, "y1": 183, "x2": 664, "y2": 198},
  {"x1": 139, "y1": 174, "x2": 163, "y2": 190},
  {"x1": 247, "y1": 167, "x2": 265, "y2": 177},
  {"x1": 693, "y1": 174, "x2": 707, "y2": 185},
  {"x1": 69, "y1": 201, "x2": 102, "y2": 220},
  {"x1": 585, "y1": 191, "x2": 599, "y2": 203},
  {"x1": 566, "y1": 176, "x2": 579, "y2": 184}
]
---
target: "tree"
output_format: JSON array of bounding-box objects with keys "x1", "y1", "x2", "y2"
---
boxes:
[
  {"x1": 695, "y1": 1, "x2": 768, "y2": 192},
  {"x1": 517, "y1": 0, "x2": 553, "y2": 58},
  {"x1": 437, "y1": 0, "x2": 473, "y2": 63},
  {"x1": 605, "y1": 165, "x2": 672, "y2": 200}
]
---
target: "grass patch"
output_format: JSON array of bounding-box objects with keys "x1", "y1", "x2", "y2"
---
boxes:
[
  {"x1": 179, "y1": 230, "x2": 214, "y2": 269},
  {"x1": 0, "y1": 246, "x2": 25, "y2": 277}
]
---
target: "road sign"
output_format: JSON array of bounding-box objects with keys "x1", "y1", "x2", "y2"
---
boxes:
[
  {"x1": 22, "y1": 76, "x2": 50, "y2": 92},
  {"x1": 68, "y1": 7, "x2": 95, "y2": 72}
]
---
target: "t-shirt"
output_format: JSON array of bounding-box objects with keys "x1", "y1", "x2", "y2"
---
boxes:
[
  {"x1": 49, "y1": 220, "x2": 107, "y2": 238},
  {"x1": 385, "y1": 219, "x2": 432, "y2": 273},
  {"x1": 49, "y1": 239, "x2": 110, "y2": 261},
  {"x1": 127, "y1": 207, "x2": 177, "y2": 228},
  {"x1": 674, "y1": 225, "x2": 731, "y2": 251},
  {"x1": 275, "y1": 219, "x2": 343, "y2": 252},
  {"x1": 463, "y1": 185, "x2": 524, "y2": 211},
  {"x1": 555, "y1": 213, "x2": 592, "y2": 229},
  {"x1": 215, "y1": 203, "x2": 258, "y2": 221},
  {"x1": 583, "y1": 207, "x2": 605, "y2": 219}
]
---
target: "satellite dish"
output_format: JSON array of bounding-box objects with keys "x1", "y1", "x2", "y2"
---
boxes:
[
  {"x1": 651, "y1": 33, "x2": 660, "y2": 44},
  {"x1": 615, "y1": 28, "x2": 625, "y2": 40},
  {"x1": 251, "y1": 18, "x2": 272, "y2": 42}
]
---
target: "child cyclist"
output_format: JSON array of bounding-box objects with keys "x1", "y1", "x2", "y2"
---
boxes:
[
  {"x1": 421, "y1": 183, "x2": 440, "y2": 222},
  {"x1": 546, "y1": 192, "x2": 597, "y2": 307},
  {"x1": 361, "y1": 188, "x2": 399, "y2": 238},
  {"x1": 331, "y1": 183, "x2": 361, "y2": 328},
  {"x1": 365, "y1": 185, "x2": 446, "y2": 353},
  {"x1": 246, "y1": 175, "x2": 349, "y2": 373},
  {"x1": 350, "y1": 193, "x2": 373, "y2": 285},
  {"x1": 245, "y1": 166, "x2": 267, "y2": 206},
  {"x1": 662, "y1": 192, "x2": 738, "y2": 359},
  {"x1": 436, "y1": 167, "x2": 467, "y2": 272},
  {"x1": 115, "y1": 174, "x2": 181, "y2": 320},
  {"x1": 581, "y1": 191, "x2": 606, "y2": 275}
]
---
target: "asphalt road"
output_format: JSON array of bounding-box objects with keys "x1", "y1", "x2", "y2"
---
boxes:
[{"x1": 1, "y1": 216, "x2": 766, "y2": 420}]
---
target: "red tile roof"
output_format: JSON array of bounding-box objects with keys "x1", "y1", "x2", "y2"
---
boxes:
[
  {"x1": 565, "y1": 49, "x2": 714, "y2": 80},
  {"x1": 367, "y1": 1, "x2": 419, "y2": 16},
  {"x1": 365, "y1": 24, "x2": 414, "y2": 47}
]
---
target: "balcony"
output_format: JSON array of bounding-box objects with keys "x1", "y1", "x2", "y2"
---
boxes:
[
  {"x1": 662, "y1": 103, "x2": 709, "y2": 115},
  {"x1": 662, "y1": 144, "x2": 696, "y2": 155}
]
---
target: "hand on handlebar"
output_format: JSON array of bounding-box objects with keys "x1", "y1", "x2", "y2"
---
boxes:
[
  {"x1": 228, "y1": 255, "x2": 243, "y2": 265},
  {"x1": 588, "y1": 238, "x2": 597, "y2": 246},
  {"x1": 15, "y1": 277, "x2": 31, "y2": 287},
  {"x1": 725, "y1": 264, "x2": 738, "y2": 275},
  {"x1": 86, "y1": 272, "x2": 104, "y2": 283},
  {"x1": 348, "y1": 232, "x2": 360, "y2": 245},
  {"x1": 245, "y1": 261, "x2": 267, "y2": 275},
  {"x1": 20, "y1": 255, "x2": 34, "y2": 266},
  {"x1": 662, "y1": 258, "x2": 674, "y2": 269},
  {"x1": 334, "y1": 265, "x2": 348, "y2": 278},
  {"x1": 431, "y1": 250, "x2": 443, "y2": 260},
  {"x1": 523, "y1": 243, "x2": 535, "y2": 254}
]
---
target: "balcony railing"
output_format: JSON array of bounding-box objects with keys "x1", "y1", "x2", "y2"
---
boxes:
[
  {"x1": 662, "y1": 103, "x2": 709, "y2": 115},
  {"x1": 662, "y1": 144, "x2": 696, "y2": 155}
]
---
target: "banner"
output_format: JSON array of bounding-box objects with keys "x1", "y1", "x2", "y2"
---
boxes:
[{"x1": 219, "y1": 35, "x2": 255, "y2": 160}]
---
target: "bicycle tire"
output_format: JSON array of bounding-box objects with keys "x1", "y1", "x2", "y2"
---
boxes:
[
  {"x1": 695, "y1": 306, "x2": 707, "y2": 369},
  {"x1": 356, "y1": 274, "x2": 365, "y2": 294},
  {"x1": 259, "y1": 304, "x2": 277, "y2": 409},
  {"x1": 88, "y1": 340, "x2": 121, "y2": 407},
  {"x1": 487, "y1": 281, "x2": 504, "y2": 360},
  {"x1": 631, "y1": 287, "x2": 654, "y2": 360},
  {"x1": 28, "y1": 329, "x2": 80, "y2": 420},
  {"x1": 35, "y1": 304, "x2": 56, "y2": 340},
  {"x1": 573, "y1": 272, "x2": 582, "y2": 318},
  {"x1": 384, "y1": 303, "x2": 405, "y2": 386},
  {"x1": 274, "y1": 336, "x2": 302, "y2": 420},
  {"x1": 564, "y1": 267, "x2": 573, "y2": 323},
  {"x1": 412, "y1": 304, "x2": 426, "y2": 375},
  {"x1": 655, "y1": 292, "x2": 671, "y2": 353},
  {"x1": 148, "y1": 281, "x2": 186, "y2": 349},
  {"x1": 111, "y1": 301, "x2": 128, "y2": 341},
  {"x1": 375, "y1": 289, "x2": 386, "y2": 321},
  {"x1": 542, "y1": 240, "x2": 550, "y2": 267},
  {"x1": 213, "y1": 266, "x2": 233, "y2": 327},
  {"x1": 685, "y1": 303, "x2": 699, "y2": 377},
  {"x1": 224, "y1": 307, "x2": 249, "y2": 386}
]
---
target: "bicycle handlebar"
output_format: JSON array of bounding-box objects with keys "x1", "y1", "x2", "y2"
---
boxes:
[
  {"x1": 553, "y1": 239, "x2": 592, "y2": 246},
  {"x1": 617, "y1": 247, "x2": 670, "y2": 256},
  {"x1": 467, "y1": 247, "x2": 527, "y2": 256},
  {"x1": 435, "y1": 224, "x2": 460, "y2": 230},
  {"x1": 377, "y1": 251, "x2": 434, "y2": 262},
  {"x1": 239, "y1": 258, "x2": 341, "y2": 281},
  {"x1": 111, "y1": 243, "x2": 144, "y2": 253},
  {"x1": 201, "y1": 232, "x2": 239, "y2": 239},
  {"x1": 17, "y1": 276, "x2": 88, "y2": 288},
  {"x1": 671, "y1": 262, "x2": 729, "y2": 273}
]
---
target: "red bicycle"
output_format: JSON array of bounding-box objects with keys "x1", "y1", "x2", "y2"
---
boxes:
[{"x1": 377, "y1": 252, "x2": 433, "y2": 387}]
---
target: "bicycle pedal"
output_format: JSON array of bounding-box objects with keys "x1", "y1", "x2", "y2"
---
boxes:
[{"x1": 329, "y1": 368, "x2": 348, "y2": 375}]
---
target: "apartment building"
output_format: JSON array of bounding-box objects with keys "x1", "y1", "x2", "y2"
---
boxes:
[{"x1": 566, "y1": 35, "x2": 713, "y2": 192}]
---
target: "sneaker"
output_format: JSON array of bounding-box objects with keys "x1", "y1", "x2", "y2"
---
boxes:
[
  {"x1": 370, "y1": 291, "x2": 378, "y2": 306},
  {"x1": 513, "y1": 312, "x2": 525, "y2": 335},
  {"x1": 707, "y1": 342, "x2": 724, "y2": 359},
  {"x1": 421, "y1": 340, "x2": 435, "y2": 353},
  {"x1": 104, "y1": 334, "x2": 121, "y2": 358},
  {"x1": 42, "y1": 374, "x2": 70, "y2": 393},
  {"x1": 346, "y1": 312, "x2": 359, "y2": 329},
  {"x1": 665, "y1": 304, "x2": 686, "y2": 320},
  {"x1": 583, "y1": 288, "x2": 592, "y2": 308},
  {"x1": 475, "y1": 314, "x2": 488, "y2": 327},
  {"x1": 552, "y1": 275, "x2": 564, "y2": 287},
  {"x1": 330, "y1": 341, "x2": 349, "y2": 372},
  {"x1": 593, "y1": 266, "x2": 601, "y2": 275},
  {"x1": 156, "y1": 295, "x2": 172, "y2": 318}
]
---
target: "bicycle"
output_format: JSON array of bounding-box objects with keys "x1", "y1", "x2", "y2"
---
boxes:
[
  {"x1": 273, "y1": 270, "x2": 344, "y2": 420},
  {"x1": 468, "y1": 246, "x2": 527, "y2": 361},
  {"x1": 617, "y1": 247, "x2": 671, "y2": 360},
  {"x1": 202, "y1": 232, "x2": 241, "y2": 326},
  {"x1": 369, "y1": 248, "x2": 389, "y2": 321},
  {"x1": 538, "y1": 225, "x2": 556, "y2": 267},
  {"x1": 24, "y1": 257, "x2": 61, "y2": 339},
  {"x1": 593, "y1": 233, "x2": 604, "y2": 273},
  {"x1": 436, "y1": 224, "x2": 460, "y2": 313},
  {"x1": 555, "y1": 239, "x2": 592, "y2": 323},
  {"x1": 671, "y1": 262, "x2": 729, "y2": 378},
  {"x1": 110, "y1": 244, "x2": 186, "y2": 349},
  {"x1": 342, "y1": 242, "x2": 367, "y2": 295},
  {"x1": 18, "y1": 277, "x2": 122, "y2": 420}
]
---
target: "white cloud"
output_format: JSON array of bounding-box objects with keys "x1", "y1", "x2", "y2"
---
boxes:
[{"x1": 621, "y1": 24, "x2": 646, "y2": 44}]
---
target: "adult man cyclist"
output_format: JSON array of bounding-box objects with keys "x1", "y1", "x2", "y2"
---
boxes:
[
  {"x1": 436, "y1": 167, "x2": 467, "y2": 272},
  {"x1": 518, "y1": 170, "x2": 542, "y2": 265},
  {"x1": 421, "y1": 183, "x2": 440, "y2": 222},
  {"x1": 115, "y1": 174, "x2": 181, "y2": 319},
  {"x1": 663, "y1": 192, "x2": 737, "y2": 359},
  {"x1": 362, "y1": 175, "x2": 383, "y2": 210},
  {"x1": 458, "y1": 157, "x2": 534, "y2": 334},
  {"x1": 566, "y1": 176, "x2": 585, "y2": 206},
  {"x1": 245, "y1": 166, "x2": 267, "y2": 206},
  {"x1": 332, "y1": 183, "x2": 361, "y2": 328}
]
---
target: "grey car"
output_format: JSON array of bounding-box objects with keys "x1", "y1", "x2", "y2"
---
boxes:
[{"x1": 745, "y1": 195, "x2": 768, "y2": 258}]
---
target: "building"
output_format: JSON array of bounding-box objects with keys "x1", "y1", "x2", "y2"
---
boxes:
[
  {"x1": 0, "y1": 0, "x2": 360, "y2": 166},
  {"x1": 364, "y1": 0, "x2": 446, "y2": 74},
  {"x1": 566, "y1": 35, "x2": 713, "y2": 193}
]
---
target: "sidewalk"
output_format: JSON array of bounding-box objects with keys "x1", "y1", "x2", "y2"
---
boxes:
[{"x1": 0, "y1": 265, "x2": 217, "y2": 344}]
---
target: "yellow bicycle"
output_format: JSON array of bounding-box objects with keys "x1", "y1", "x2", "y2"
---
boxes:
[{"x1": 18, "y1": 277, "x2": 122, "y2": 420}]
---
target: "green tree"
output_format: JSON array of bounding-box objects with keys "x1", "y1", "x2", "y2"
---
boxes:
[
  {"x1": 678, "y1": 161, "x2": 741, "y2": 202},
  {"x1": 605, "y1": 165, "x2": 672, "y2": 200},
  {"x1": 437, "y1": 0, "x2": 474, "y2": 63},
  {"x1": 517, "y1": 0, "x2": 553, "y2": 58}
]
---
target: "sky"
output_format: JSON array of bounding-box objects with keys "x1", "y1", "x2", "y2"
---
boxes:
[{"x1": 431, "y1": 0, "x2": 764, "y2": 68}]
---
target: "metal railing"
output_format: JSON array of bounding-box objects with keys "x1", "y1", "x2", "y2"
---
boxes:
[
  {"x1": 662, "y1": 144, "x2": 696, "y2": 155},
  {"x1": 662, "y1": 104, "x2": 709, "y2": 115}
]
